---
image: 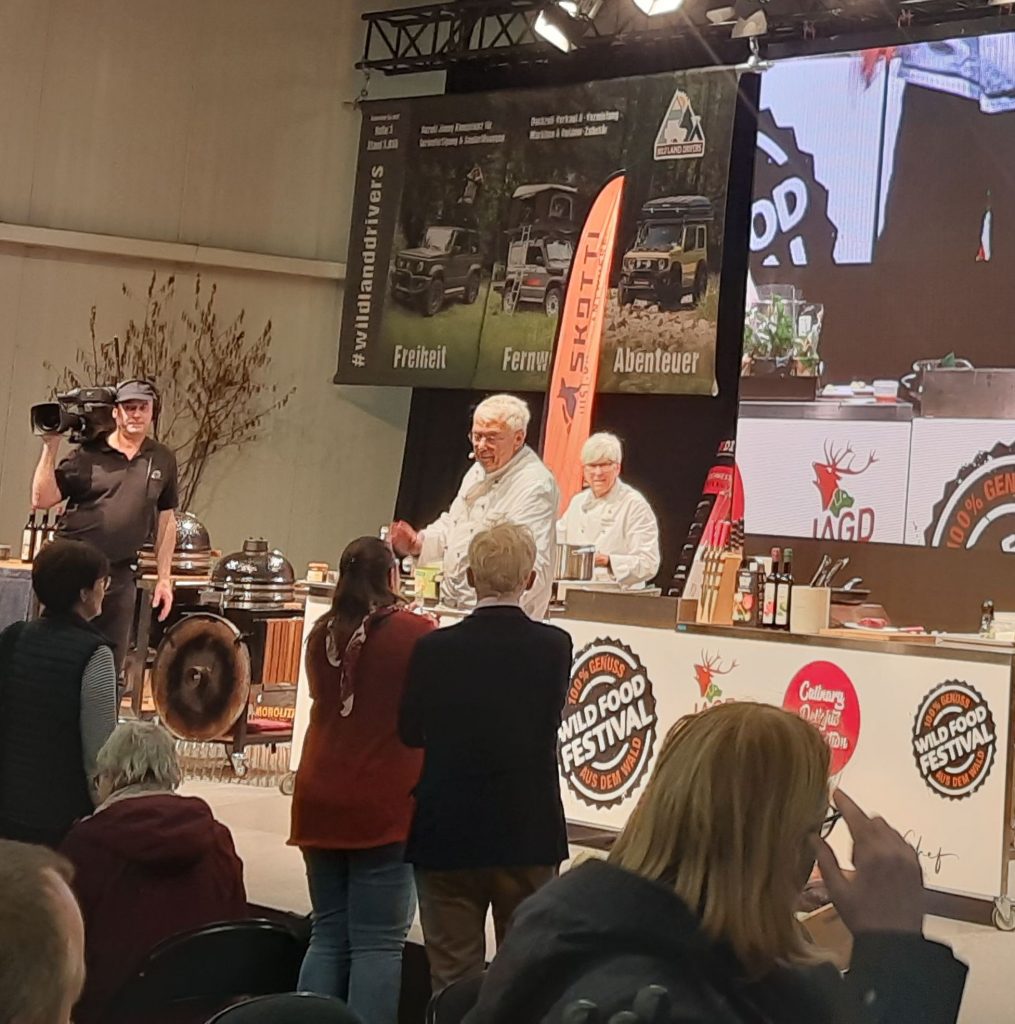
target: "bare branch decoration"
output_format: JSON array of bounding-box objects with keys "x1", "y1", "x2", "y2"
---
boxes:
[{"x1": 45, "y1": 271, "x2": 295, "y2": 511}]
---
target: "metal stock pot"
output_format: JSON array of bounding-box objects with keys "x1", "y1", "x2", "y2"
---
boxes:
[{"x1": 555, "y1": 544, "x2": 595, "y2": 581}]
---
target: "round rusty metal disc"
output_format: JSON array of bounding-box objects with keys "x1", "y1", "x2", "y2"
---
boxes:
[{"x1": 152, "y1": 613, "x2": 251, "y2": 741}]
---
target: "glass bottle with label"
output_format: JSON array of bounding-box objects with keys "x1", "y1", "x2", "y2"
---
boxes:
[
  {"x1": 20, "y1": 510, "x2": 37, "y2": 563},
  {"x1": 761, "y1": 547, "x2": 780, "y2": 628},
  {"x1": 775, "y1": 547, "x2": 794, "y2": 630}
]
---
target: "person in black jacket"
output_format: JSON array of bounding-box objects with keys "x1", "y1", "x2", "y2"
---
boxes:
[
  {"x1": 0, "y1": 539, "x2": 117, "y2": 847},
  {"x1": 464, "y1": 703, "x2": 967, "y2": 1024},
  {"x1": 400, "y1": 523, "x2": 572, "y2": 992}
]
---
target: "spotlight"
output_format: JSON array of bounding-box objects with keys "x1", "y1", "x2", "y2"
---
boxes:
[
  {"x1": 536, "y1": 0, "x2": 602, "y2": 52},
  {"x1": 633, "y1": 0, "x2": 687, "y2": 13}
]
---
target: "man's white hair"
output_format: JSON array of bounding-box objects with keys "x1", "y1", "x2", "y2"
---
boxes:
[
  {"x1": 468, "y1": 523, "x2": 536, "y2": 596},
  {"x1": 581, "y1": 432, "x2": 623, "y2": 465},
  {"x1": 473, "y1": 394, "x2": 531, "y2": 434},
  {"x1": 94, "y1": 721, "x2": 182, "y2": 794}
]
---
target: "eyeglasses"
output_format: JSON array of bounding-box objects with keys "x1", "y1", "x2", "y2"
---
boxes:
[
  {"x1": 468, "y1": 430, "x2": 508, "y2": 446},
  {"x1": 820, "y1": 809, "x2": 841, "y2": 839}
]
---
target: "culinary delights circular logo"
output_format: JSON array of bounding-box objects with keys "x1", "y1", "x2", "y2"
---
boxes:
[
  {"x1": 557, "y1": 638, "x2": 657, "y2": 809},
  {"x1": 912, "y1": 681, "x2": 996, "y2": 799},
  {"x1": 782, "y1": 661, "x2": 861, "y2": 776}
]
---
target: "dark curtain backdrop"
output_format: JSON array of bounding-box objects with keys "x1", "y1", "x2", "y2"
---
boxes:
[{"x1": 393, "y1": 72, "x2": 759, "y2": 585}]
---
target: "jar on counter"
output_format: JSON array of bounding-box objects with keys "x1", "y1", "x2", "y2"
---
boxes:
[{"x1": 307, "y1": 562, "x2": 330, "y2": 584}]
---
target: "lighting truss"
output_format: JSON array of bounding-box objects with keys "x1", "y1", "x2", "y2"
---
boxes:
[{"x1": 359, "y1": 0, "x2": 1015, "y2": 76}]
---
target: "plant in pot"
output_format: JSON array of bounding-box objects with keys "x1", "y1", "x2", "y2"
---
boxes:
[{"x1": 742, "y1": 296, "x2": 796, "y2": 377}]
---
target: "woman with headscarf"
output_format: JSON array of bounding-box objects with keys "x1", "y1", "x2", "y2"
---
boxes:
[{"x1": 289, "y1": 536, "x2": 435, "y2": 1024}]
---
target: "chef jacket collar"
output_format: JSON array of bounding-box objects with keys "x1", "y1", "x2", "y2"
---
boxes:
[{"x1": 581, "y1": 477, "x2": 628, "y2": 512}]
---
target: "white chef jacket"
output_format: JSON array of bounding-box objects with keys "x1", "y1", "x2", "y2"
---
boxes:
[
  {"x1": 559, "y1": 480, "x2": 660, "y2": 589},
  {"x1": 418, "y1": 445, "x2": 559, "y2": 618}
]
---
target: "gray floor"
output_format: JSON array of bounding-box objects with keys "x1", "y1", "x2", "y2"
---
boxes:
[{"x1": 186, "y1": 779, "x2": 1015, "y2": 1023}]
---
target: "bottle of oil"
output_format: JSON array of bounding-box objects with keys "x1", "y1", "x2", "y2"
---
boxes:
[
  {"x1": 775, "y1": 547, "x2": 794, "y2": 631},
  {"x1": 761, "y1": 548, "x2": 780, "y2": 629}
]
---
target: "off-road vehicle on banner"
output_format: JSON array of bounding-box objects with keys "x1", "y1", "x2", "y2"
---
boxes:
[
  {"x1": 391, "y1": 225, "x2": 483, "y2": 317},
  {"x1": 494, "y1": 184, "x2": 580, "y2": 317},
  {"x1": 618, "y1": 195, "x2": 713, "y2": 310}
]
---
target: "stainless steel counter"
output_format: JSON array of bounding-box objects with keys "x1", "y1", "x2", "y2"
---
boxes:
[{"x1": 739, "y1": 398, "x2": 914, "y2": 422}]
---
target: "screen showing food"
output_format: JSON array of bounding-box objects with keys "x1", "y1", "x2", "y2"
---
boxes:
[{"x1": 738, "y1": 33, "x2": 1015, "y2": 553}]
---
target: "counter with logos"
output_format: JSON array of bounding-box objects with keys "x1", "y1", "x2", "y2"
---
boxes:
[
  {"x1": 737, "y1": 399, "x2": 1015, "y2": 550},
  {"x1": 290, "y1": 584, "x2": 1015, "y2": 922}
]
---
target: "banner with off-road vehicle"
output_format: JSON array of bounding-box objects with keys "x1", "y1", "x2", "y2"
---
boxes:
[{"x1": 335, "y1": 70, "x2": 739, "y2": 394}]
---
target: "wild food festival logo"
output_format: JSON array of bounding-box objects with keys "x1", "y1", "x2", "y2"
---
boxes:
[
  {"x1": 912, "y1": 681, "x2": 996, "y2": 800},
  {"x1": 812, "y1": 441, "x2": 877, "y2": 542},
  {"x1": 558, "y1": 638, "x2": 657, "y2": 809},
  {"x1": 751, "y1": 108, "x2": 837, "y2": 270},
  {"x1": 782, "y1": 661, "x2": 861, "y2": 776},
  {"x1": 692, "y1": 650, "x2": 737, "y2": 707},
  {"x1": 926, "y1": 441, "x2": 1015, "y2": 552}
]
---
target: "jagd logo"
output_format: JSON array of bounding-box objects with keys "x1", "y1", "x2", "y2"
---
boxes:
[
  {"x1": 693, "y1": 650, "x2": 737, "y2": 707},
  {"x1": 558, "y1": 638, "x2": 657, "y2": 809},
  {"x1": 654, "y1": 89, "x2": 705, "y2": 160},
  {"x1": 812, "y1": 441, "x2": 877, "y2": 542},
  {"x1": 912, "y1": 681, "x2": 996, "y2": 800}
]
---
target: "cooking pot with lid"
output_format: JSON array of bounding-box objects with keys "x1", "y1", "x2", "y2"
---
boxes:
[{"x1": 555, "y1": 544, "x2": 595, "y2": 581}]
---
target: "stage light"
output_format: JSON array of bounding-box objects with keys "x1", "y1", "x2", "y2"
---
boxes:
[
  {"x1": 633, "y1": 0, "x2": 687, "y2": 13},
  {"x1": 538, "y1": 1, "x2": 587, "y2": 52}
]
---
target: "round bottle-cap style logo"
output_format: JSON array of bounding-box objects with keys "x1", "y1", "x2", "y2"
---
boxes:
[
  {"x1": 558, "y1": 638, "x2": 657, "y2": 809},
  {"x1": 912, "y1": 681, "x2": 996, "y2": 799},
  {"x1": 926, "y1": 442, "x2": 1015, "y2": 551},
  {"x1": 782, "y1": 661, "x2": 861, "y2": 776}
]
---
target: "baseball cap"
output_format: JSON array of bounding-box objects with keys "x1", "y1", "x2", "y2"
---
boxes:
[{"x1": 115, "y1": 379, "x2": 158, "y2": 404}]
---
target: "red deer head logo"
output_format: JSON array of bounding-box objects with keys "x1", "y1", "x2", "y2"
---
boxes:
[
  {"x1": 693, "y1": 651, "x2": 737, "y2": 702},
  {"x1": 813, "y1": 442, "x2": 877, "y2": 516}
]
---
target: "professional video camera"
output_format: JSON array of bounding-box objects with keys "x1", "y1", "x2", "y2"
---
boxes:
[{"x1": 30, "y1": 387, "x2": 117, "y2": 444}]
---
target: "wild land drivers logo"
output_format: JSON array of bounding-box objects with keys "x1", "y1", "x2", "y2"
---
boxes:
[
  {"x1": 927, "y1": 441, "x2": 1015, "y2": 551},
  {"x1": 654, "y1": 90, "x2": 705, "y2": 160},
  {"x1": 558, "y1": 638, "x2": 657, "y2": 808},
  {"x1": 912, "y1": 681, "x2": 996, "y2": 800},
  {"x1": 812, "y1": 441, "x2": 877, "y2": 542},
  {"x1": 693, "y1": 650, "x2": 737, "y2": 705}
]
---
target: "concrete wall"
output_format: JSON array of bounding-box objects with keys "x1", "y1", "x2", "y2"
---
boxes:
[{"x1": 0, "y1": 0, "x2": 442, "y2": 569}]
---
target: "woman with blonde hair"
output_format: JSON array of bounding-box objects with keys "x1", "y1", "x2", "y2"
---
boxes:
[{"x1": 464, "y1": 702, "x2": 967, "y2": 1024}]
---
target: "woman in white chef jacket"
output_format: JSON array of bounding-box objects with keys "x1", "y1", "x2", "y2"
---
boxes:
[{"x1": 559, "y1": 432, "x2": 661, "y2": 589}]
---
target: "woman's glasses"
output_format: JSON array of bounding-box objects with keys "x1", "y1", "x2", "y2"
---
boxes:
[{"x1": 820, "y1": 809, "x2": 842, "y2": 839}]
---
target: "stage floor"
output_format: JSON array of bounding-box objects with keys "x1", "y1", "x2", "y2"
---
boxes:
[{"x1": 186, "y1": 779, "x2": 1014, "y2": 1023}]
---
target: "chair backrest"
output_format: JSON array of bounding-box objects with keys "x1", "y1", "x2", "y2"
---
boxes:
[
  {"x1": 205, "y1": 993, "x2": 362, "y2": 1023},
  {"x1": 425, "y1": 974, "x2": 485, "y2": 1024},
  {"x1": 105, "y1": 918, "x2": 306, "y2": 1024}
]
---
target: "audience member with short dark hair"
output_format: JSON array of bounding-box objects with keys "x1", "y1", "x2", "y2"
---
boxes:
[
  {"x1": 0, "y1": 839, "x2": 85, "y2": 1024},
  {"x1": 400, "y1": 523, "x2": 572, "y2": 992},
  {"x1": 0, "y1": 538, "x2": 117, "y2": 846},
  {"x1": 290, "y1": 535, "x2": 436, "y2": 1024},
  {"x1": 60, "y1": 721, "x2": 248, "y2": 1024},
  {"x1": 464, "y1": 703, "x2": 968, "y2": 1024}
]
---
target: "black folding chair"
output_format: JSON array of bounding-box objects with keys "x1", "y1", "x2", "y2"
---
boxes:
[
  {"x1": 205, "y1": 993, "x2": 362, "y2": 1023},
  {"x1": 104, "y1": 918, "x2": 306, "y2": 1024},
  {"x1": 425, "y1": 974, "x2": 485, "y2": 1024}
]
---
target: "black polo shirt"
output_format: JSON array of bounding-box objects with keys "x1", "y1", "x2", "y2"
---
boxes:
[{"x1": 55, "y1": 435, "x2": 179, "y2": 566}]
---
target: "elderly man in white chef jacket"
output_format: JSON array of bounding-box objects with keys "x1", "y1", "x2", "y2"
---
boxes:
[
  {"x1": 388, "y1": 394, "x2": 559, "y2": 618},
  {"x1": 559, "y1": 432, "x2": 660, "y2": 589}
]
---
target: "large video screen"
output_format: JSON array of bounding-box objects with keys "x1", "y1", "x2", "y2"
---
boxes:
[{"x1": 738, "y1": 35, "x2": 1015, "y2": 553}]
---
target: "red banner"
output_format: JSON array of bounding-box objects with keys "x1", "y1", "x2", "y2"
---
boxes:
[{"x1": 541, "y1": 172, "x2": 626, "y2": 514}]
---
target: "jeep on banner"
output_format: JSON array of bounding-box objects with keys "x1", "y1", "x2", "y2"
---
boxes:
[{"x1": 336, "y1": 70, "x2": 739, "y2": 394}]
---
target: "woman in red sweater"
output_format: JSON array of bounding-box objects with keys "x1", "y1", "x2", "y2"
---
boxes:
[{"x1": 290, "y1": 536, "x2": 435, "y2": 1024}]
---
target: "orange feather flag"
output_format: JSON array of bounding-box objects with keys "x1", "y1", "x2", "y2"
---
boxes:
[{"x1": 540, "y1": 172, "x2": 625, "y2": 515}]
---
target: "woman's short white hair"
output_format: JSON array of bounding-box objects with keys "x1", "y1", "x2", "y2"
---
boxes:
[
  {"x1": 473, "y1": 394, "x2": 530, "y2": 434},
  {"x1": 468, "y1": 523, "x2": 537, "y2": 596},
  {"x1": 581, "y1": 432, "x2": 623, "y2": 465},
  {"x1": 94, "y1": 721, "x2": 182, "y2": 793}
]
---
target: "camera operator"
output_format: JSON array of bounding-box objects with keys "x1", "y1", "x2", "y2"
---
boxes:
[{"x1": 30, "y1": 380, "x2": 178, "y2": 684}]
